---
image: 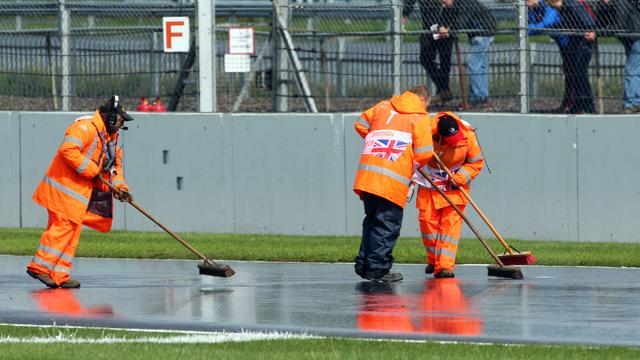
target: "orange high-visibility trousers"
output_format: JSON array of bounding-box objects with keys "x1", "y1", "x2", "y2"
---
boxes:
[
  {"x1": 419, "y1": 201, "x2": 465, "y2": 274},
  {"x1": 27, "y1": 210, "x2": 82, "y2": 286}
]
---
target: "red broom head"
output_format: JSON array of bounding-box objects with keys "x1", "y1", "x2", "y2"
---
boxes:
[{"x1": 498, "y1": 251, "x2": 537, "y2": 266}]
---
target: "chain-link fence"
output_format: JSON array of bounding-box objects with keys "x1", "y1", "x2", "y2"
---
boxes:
[{"x1": 0, "y1": 0, "x2": 635, "y2": 113}]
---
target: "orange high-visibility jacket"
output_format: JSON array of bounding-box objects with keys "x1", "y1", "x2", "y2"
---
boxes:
[
  {"x1": 414, "y1": 111, "x2": 484, "y2": 209},
  {"x1": 32, "y1": 111, "x2": 128, "y2": 230},
  {"x1": 353, "y1": 91, "x2": 434, "y2": 208}
]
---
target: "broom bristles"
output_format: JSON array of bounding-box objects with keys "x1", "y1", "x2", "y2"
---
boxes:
[
  {"x1": 498, "y1": 251, "x2": 537, "y2": 266},
  {"x1": 198, "y1": 262, "x2": 236, "y2": 277},
  {"x1": 487, "y1": 264, "x2": 524, "y2": 279}
]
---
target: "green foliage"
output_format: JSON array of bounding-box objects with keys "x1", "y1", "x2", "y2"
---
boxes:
[
  {"x1": 0, "y1": 324, "x2": 639, "y2": 359},
  {"x1": 0, "y1": 73, "x2": 51, "y2": 97},
  {"x1": 3, "y1": 228, "x2": 640, "y2": 267}
]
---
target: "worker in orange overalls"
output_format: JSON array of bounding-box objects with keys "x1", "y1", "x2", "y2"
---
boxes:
[
  {"x1": 27, "y1": 95, "x2": 134, "y2": 289},
  {"x1": 412, "y1": 111, "x2": 484, "y2": 278},
  {"x1": 354, "y1": 84, "x2": 435, "y2": 283}
]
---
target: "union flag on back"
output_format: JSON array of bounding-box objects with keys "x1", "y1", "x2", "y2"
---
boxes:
[
  {"x1": 361, "y1": 129, "x2": 412, "y2": 162},
  {"x1": 369, "y1": 139, "x2": 408, "y2": 161}
]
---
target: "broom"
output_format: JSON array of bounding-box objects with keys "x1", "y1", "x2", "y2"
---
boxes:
[
  {"x1": 432, "y1": 154, "x2": 537, "y2": 265},
  {"x1": 99, "y1": 177, "x2": 235, "y2": 277},
  {"x1": 417, "y1": 169, "x2": 523, "y2": 279}
]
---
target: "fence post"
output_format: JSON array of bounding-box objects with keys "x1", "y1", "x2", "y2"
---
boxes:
[
  {"x1": 60, "y1": 1, "x2": 71, "y2": 111},
  {"x1": 150, "y1": 32, "x2": 160, "y2": 98},
  {"x1": 198, "y1": 0, "x2": 216, "y2": 112},
  {"x1": 273, "y1": 0, "x2": 290, "y2": 111},
  {"x1": 46, "y1": 35, "x2": 59, "y2": 110},
  {"x1": 517, "y1": 0, "x2": 529, "y2": 114},
  {"x1": 337, "y1": 37, "x2": 346, "y2": 97},
  {"x1": 391, "y1": 0, "x2": 402, "y2": 95},
  {"x1": 529, "y1": 42, "x2": 537, "y2": 99}
]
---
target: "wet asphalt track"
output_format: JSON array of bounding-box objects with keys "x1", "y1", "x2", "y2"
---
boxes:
[{"x1": 1, "y1": 255, "x2": 639, "y2": 347}]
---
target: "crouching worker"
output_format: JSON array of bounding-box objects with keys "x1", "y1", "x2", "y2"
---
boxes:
[
  {"x1": 353, "y1": 84, "x2": 435, "y2": 283},
  {"x1": 412, "y1": 112, "x2": 484, "y2": 278},
  {"x1": 27, "y1": 96, "x2": 134, "y2": 288}
]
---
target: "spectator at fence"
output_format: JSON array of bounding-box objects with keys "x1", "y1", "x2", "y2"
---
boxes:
[
  {"x1": 27, "y1": 96, "x2": 133, "y2": 289},
  {"x1": 411, "y1": 112, "x2": 484, "y2": 279},
  {"x1": 595, "y1": 0, "x2": 640, "y2": 113},
  {"x1": 440, "y1": 0, "x2": 496, "y2": 108},
  {"x1": 403, "y1": 0, "x2": 456, "y2": 105},
  {"x1": 528, "y1": 0, "x2": 563, "y2": 40},
  {"x1": 547, "y1": 0, "x2": 597, "y2": 114},
  {"x1": 528, "y1": 0, "x2": 571, "y2": 111},
  {"x1": 353, "y1": 85, "x2": 434, "y2": 283}
]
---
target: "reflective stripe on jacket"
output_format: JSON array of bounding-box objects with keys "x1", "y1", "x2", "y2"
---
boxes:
[
  {"x1": 32, "y1": 110, "x2": 128, "y2": 228},
  {"x1": 414, "y1": 111, "x2": 484, "y2": 209},
  {"x1": 354, "y1": 91, "x2": 434, "y2": 208}
]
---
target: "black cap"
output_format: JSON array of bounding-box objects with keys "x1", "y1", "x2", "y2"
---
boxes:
[
  {"x1": 437, "y1": 114, "x2": 459, "y2": 137},
  {"x1": 99, "y1": 96, "x2": 134, "y2": 122}
]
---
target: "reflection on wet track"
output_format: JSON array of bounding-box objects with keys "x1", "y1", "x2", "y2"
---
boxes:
[{"x1": 1, "y1": 255, "x2": 639, "y2": 347}]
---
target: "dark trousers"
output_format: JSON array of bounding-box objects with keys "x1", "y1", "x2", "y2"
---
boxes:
[
  {"x1": 560, "y1": 39, "x2": 595, "y2": 114},
  {"x1": 355, "y1": 192, "x2": 404, "y2": 279},
  {"x1": 419, "y1": 34, "x2": 454, "y2": 94}
]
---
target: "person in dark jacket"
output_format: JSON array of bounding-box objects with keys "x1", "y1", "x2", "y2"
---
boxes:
[
  {"x1": 403, "y1": 0, "x2": 456, "y2": 105},
  {"x1": 548, "y1": 0, "x2": 597, "y2": 114},
  {"x1": 595, "y1": 0, "x2": 640, "y2": 113},
  {"x1": 440, "y1": 0, "x2": 496, "y2": 107}
]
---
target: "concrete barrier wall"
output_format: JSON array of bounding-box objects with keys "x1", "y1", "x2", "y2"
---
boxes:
[
  {"x1": 2, "y1": 111, "x2": 638, "y2": 242},
  {"x1": 0, "y1": 112, "x2": 20, "y2": 227}
]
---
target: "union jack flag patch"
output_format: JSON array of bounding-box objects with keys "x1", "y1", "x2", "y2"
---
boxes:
[
  {"x1": 362, "y1": 129, "x2": 412, "y2": 162},
  {"x1": 369, "y1": 139, "x2": 408, "y2": 161}
]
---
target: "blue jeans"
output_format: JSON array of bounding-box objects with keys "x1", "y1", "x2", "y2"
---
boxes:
[
  {"x1": 467, "y1": 36, "x2": 494, "y2": 102},
  {"x1": 624, "y1": 40, "x2": 640, "y2": 109}
]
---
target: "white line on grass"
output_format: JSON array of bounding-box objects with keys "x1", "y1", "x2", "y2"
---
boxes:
[
  {"x1": 0, "y1": 331, "x2": 316, "y2": 344},
  {"x1": 0, "y1": 323, "x2": 317, "y2": 344}
]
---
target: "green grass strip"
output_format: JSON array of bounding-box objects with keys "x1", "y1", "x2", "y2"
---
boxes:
[
  {"x1": 1, "y1": 325, "x2": 639, "y2": 360},
  {"x1": 1, "y1": 228, "x2": 639, "y2": 267}
]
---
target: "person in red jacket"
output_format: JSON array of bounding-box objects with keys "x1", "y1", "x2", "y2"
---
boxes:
[
  {"x1": 412, "y1": 112, "x2": 484, "y2": 278},
  {"x1": 353, "y1": 84, "x2": 434, "y2": 283},
  {"x1": 27, "y1": 96, "x2": 133, "y2": 289}
]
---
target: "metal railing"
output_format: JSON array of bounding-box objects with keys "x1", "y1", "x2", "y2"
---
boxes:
[{"x1": 0, "y1": 0, "x2": 633, "y2": 114}]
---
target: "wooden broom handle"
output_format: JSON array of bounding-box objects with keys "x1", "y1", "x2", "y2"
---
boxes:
[
  {"x1": 432, "y1": 153, "x2": 514, "y2": 254},
  {"x1": 98, "y1": 176, "x2": 212, "y2": 263},
  {"x1": 417, "y1": 168, "x2": 505, "y2": 266}
]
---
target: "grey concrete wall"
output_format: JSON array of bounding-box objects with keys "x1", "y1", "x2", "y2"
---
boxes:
[
  {"x1": 2, "y1": 111, "x2": 639, "y2": 242},
  {"x1": 0, "y1": 112, "x2": 20, "y2": 227},
  {"x1": 576, "y1": 116, "x2": 640, "y2": 243}
]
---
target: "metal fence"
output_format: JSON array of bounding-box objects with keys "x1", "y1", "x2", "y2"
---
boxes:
[{"x1": 0, "y1": 0, "x2": 634, "y2": 113}]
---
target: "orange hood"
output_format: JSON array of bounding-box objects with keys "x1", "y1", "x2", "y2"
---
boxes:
[{"x1": 390, "y1": 91, "x2": 427, "y2": 115}]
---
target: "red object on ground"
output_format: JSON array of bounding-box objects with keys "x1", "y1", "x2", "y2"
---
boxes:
[
  {"x1": 151, "y1": 97, "x2": 167, "y2": 112},
  {"x1": 135, "y1": 97, "x2": 151, "y2": 112}
]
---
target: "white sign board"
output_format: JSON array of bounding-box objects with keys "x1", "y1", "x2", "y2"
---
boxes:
[
  {"x1": 228, "y1": 27, "x2": 255, "y2": 55},
  {"x1": 224, "y1": 54, "x2": 251, "y2": 73},
  {"x1": 163, "y1": 17, "x2": 190, "y2": 53}
]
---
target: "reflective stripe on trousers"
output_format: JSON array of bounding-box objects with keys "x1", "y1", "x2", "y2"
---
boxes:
[
  {"x1": 27, "y1": 210, "x2": 82, "y2": 286},
  {"x1": 418, "y1": 204, "x2": 464, "y2": 273}
]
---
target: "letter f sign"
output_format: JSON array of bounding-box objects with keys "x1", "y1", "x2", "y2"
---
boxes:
[{"x1": 163, "y1": 17, "x2": 190, "y2": 52}]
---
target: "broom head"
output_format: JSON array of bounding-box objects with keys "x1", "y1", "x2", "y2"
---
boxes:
[
  {"x1": 198, "y1": 261, "x2": 236, "y2": 277},
  {"x1": 487, "y1": 264, "x2": 524, "y2": 279},
  {"x1": 498, "y1": 251, "x2": 537, "y2": 266}
]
